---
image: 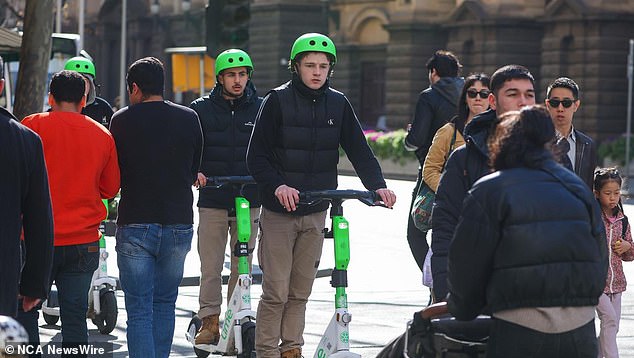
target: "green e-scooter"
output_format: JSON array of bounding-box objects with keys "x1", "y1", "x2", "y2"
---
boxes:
[
  {"x1": 299, "y1": 190, "x2": 387, "y2": 358},
  {"x1": 187, "y1": 176, "x2": 257, "y2": 358}
]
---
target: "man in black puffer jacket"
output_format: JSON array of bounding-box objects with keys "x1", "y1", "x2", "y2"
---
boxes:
[
  {"x1": 431, "y1": 65, "x2": 536, "y2": 301},
  {"x1": 189, "y1": 49, "x2": 262, "y2": 345},
  {"x1": 404, "y1": 50, "x2": 463, "y2": 274},
  {"x1": 247, "y1": 33, "x2": 396, "y2": 358}
]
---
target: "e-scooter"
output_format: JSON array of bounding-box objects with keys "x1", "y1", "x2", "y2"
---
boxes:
[
  {"x1": 42, "y1": 199, "x2": 118, "y2": 335},
  {"x1": 186, "y1": 176, "x2": 257, "y2": 358},
  {"x1": 298, "y1": 190, "x2": 386, "y2": 358}
]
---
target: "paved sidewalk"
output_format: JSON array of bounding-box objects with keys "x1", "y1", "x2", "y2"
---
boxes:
[{"x1": 34, "y1": 176, "x2": 634, "y2": 357}]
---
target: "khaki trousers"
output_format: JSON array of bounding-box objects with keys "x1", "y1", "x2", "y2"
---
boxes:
[
  {"x1": 255, "y1": 207, "x2": 327, "y2": 358},
  {"x1": 197, "y1": 207, "x2": 259, "y2": 318}
]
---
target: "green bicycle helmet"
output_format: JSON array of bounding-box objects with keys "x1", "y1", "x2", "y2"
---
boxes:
[
  {"x1": 290, "y1": 33, "x2": 337, "y2": 63},
  {"x1": 64, "y1": 56, "x2": 96, "y2": 78},
  {"x1": 215, "y1": 49, "x2": 253, "y2": 77}
]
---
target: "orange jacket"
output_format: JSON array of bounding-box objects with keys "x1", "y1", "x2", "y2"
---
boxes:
[{"x1": 22, "y1": 111, "x2": 120, "y2": 246}]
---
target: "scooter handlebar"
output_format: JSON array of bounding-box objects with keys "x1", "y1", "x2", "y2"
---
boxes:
[
  {"x1": 203, "y1": 176, "x2": 256, "y2": 188},
  {"x1": 298, "y1": 189, "x2": 386, "y2": 207}
]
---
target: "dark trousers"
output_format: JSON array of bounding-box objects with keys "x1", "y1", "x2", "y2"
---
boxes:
[
  {"x1": 17, "y1": 242, "x2": 99, "y2": 358},
  {"x1": 17, "y1": 299, "x2": 42, "y2": 358},
  {"x1": 487, "y1": 318, "x2": 597, "y2": 358},
  {"x1": 407, "y1": 168, "x2": 429, "y2": 273}
]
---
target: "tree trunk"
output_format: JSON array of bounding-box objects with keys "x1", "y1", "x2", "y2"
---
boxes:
[{"x1": 13, "y1": 0, "x2": 53, "y2": 121}]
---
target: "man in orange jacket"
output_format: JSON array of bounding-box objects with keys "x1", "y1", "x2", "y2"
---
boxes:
[{"x1": 21, "y1": 70, "x2": 120, "y2": 356}]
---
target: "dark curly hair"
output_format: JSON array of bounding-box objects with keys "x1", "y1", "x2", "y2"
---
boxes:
[{"x1": 489, "y1": 105, "x2": 555, "y2": 170}]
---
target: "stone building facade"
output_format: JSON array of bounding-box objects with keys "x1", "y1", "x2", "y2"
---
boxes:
[
  {"x1": 250, "y1": 0, "x2": 634, "y2": 142},
  {"x1": 54, "y1": 0, "x2": 634, "y2": 141}
]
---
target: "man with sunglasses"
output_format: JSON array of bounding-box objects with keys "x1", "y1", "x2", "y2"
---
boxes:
[
  {"x1": 403, "y1": 50, "x2": 464, "y2": 275},
  {"x1": 545, "y1": 77, "x2": 597, "y2": 189}
]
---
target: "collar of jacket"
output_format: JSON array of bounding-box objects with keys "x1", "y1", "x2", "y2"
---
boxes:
[
  {"x1": 209, "y1": 80, "x2": 256, "y2": 109},
  {"x1": 464, "y1": 109, "x2": 497, "y2": 157},
  {"x1": 0, "y1": 106, "x2": 18, "y2": 121},
  {"x1": 291, "y1": 72, "x2": 329, "y2": 99}
]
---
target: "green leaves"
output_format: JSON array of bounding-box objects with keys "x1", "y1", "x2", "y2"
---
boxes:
[
  {"x1": 598, "y1": 135, "x2": 634, "y2": 166},
  {"x1": 340, "y1": 129, "x2": 416, "y2": 165}
]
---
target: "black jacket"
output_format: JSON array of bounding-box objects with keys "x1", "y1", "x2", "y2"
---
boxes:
[
  {"x1": 431, "y1": 109, "x2": 496, "y2": 300},
  {"x1": 572, "y1": 129, "x2": 598, "y2": 189},
  {"x1": 110, "y1": 101, "x2": 203, "y2": 225},
  {"x1": 404, "y1": 77, "x2": 464, "y2": 165},
  {"x1": 247, "y1": 75, "x2": 386, "y2": 215},
  {"x1": 447, "y1": 160, "x2": 607, "y2": 320},
  {"x1": 190, "y1": 81, "x2": 262, "y2": 209},
  {"x1": 82, "y1": 97, "x2": 114, "y2": 128},
  {"x1": 0, "y1": 107, "x2": 54, "y2": 316}
]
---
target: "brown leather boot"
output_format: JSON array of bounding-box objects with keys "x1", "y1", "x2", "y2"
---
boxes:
[
  {"x1": 194, "y1": 314, "x2": 220, "y2": 345},
  {"x1": 281, "y1": 347, "x2": 302, "y2": 358}
]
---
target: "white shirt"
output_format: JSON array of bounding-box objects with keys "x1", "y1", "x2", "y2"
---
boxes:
[{"x1": 556, "y1": 127, "x2": 576, "y2": 171}]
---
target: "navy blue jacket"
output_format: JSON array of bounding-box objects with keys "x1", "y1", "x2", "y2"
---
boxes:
[
  {"x1": 448, "y1": 160, "x2": 607, "y2": 320},
  {"x1": 0, "y1": 107, "x2": 54, "y2": 316},
  {"x1": 431, "y1": 109, "x2": 496, "y2": 300},
  {"x1": 404, "y1": 77, "x2": 464, "y2": 165},
  {"x1": 190, "y1": 81, "x2": 262, "y2": 209}
]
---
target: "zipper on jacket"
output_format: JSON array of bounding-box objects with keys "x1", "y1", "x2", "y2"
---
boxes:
[
  {"x1": 309, "y1": 99, "x2": 317, "y2": 186},
  {"x1": 608, "y1": 222, "x2": 615, "y2": 293},
  {"x1": 231, "y1": 110, "x2": 236, "y2": 172}
]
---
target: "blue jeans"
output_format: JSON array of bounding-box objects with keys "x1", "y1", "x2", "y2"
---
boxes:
[
  {"x1": 116, "y1": 223, "x2": 193, "y2": 358},
  {"x1": 17, "y1": 242, "x2": 99, "y2": 358}
]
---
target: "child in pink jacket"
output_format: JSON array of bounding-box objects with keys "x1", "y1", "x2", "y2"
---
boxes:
[{"x1": 594, "y1": 168, "x2": 634, "y2": 358}]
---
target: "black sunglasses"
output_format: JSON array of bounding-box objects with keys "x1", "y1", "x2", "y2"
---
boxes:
[
  {"x1": 466, "y1": 89, "x2": 490, "y2": 99},
  {"x1": 548, "y1": 98, "x2": 575, "y2": 108}
]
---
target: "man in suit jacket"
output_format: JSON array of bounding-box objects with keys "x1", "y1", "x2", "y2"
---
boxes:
[{"x1": 545, "y1": 77, "x2": 597, "y2": 189}]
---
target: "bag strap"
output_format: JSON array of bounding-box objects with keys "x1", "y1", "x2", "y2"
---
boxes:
[
  {"x1": 622, "y1": 215, "x2": 629, "y2": 240},
  {"x1": 440, "y1": 124, "x2": 459, "y2": 173}
]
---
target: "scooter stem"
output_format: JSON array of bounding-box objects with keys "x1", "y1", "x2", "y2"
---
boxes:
[{"x1": 235, "y1": 196, "x2": 251, "y2": 275}]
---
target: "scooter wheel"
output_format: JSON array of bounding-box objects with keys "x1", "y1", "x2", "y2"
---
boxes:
[
  {"x1": 91, "y1": 287, "x2": 118, "y2": 334},
  {"x1": 43, "y1": 312, "x2": 59, "y2": 325},
  {"x1": 43, "y1": 291, "x2": 60, "y2": 325},
  {"x1": 238, "y1": 321, "x2": 256, "y2": 358},
  {"x1": 188, "y1": 316, "x2": 210, "y2": 358}
]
